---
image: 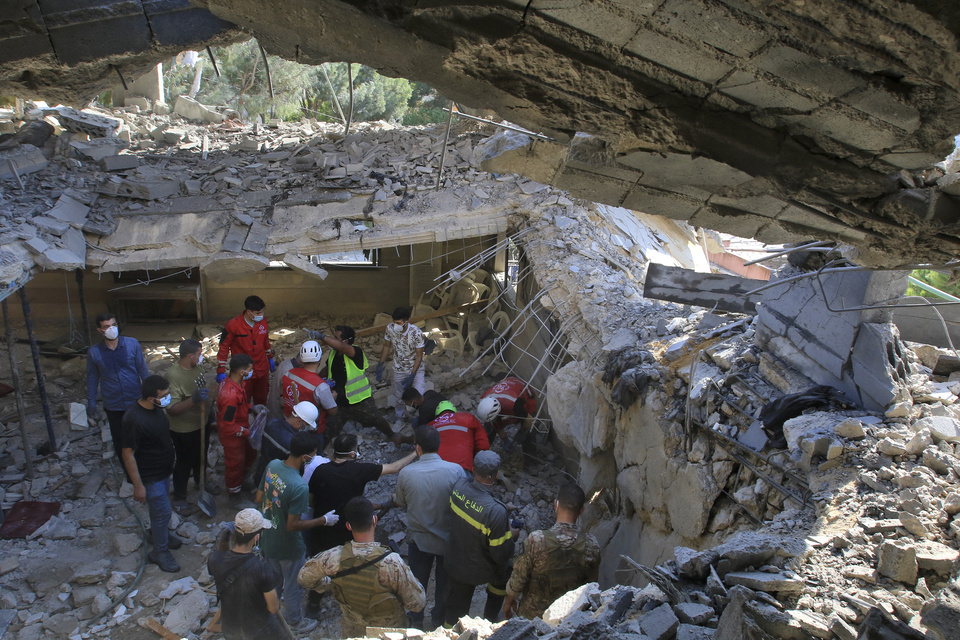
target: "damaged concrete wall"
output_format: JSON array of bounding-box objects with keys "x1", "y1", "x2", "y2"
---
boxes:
[{"x1": 756, "y1": 269, "x2": 912, "y2": 411}]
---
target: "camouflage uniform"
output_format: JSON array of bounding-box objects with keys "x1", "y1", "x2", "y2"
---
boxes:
[
  {"x1": 506, "y1": 522, "x2": 601, "y2": 620},
  {"x1": 298, "y1": 541, "x2": 425, "y2": 637}
]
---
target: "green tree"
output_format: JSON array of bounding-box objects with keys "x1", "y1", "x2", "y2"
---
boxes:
[{"x1": 905, "y1": 269, "x2": 960, "y2": 299}]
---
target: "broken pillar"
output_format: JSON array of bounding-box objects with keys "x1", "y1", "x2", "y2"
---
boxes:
[
  {"x1": 111, "y1": 63, "x2": 164, "y2": 108},
  {"x1": 201, "y1": 252, "x2": 270, "y2": 284}
]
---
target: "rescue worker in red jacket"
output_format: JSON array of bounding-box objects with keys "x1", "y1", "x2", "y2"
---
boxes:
[
  {"x1": 429, "y1": 407, "x2": 489, "y2": 472},
  {"x1": 281, "y1": 340, "x2": 338, "y2": 446},
  {"x1": 217, "y1": 354, "x2": 257, "y2": 496},
  {"x1": 477, "y1": 376, "x2": 538, "y2": 462},
  {"x1": 216, "y1": 295, "x2": 274, "y2": 405}
]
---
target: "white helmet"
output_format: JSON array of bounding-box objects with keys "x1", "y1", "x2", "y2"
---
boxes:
[
  {"x1": 292, "y1": 401, "x2": 318, "y2": 430},
  {"x1": 477, "y1": 397, "x2": 501, "y2": 423},
  {"x1": 299, "y1": 340, "x2": 322, "y2": 363}
]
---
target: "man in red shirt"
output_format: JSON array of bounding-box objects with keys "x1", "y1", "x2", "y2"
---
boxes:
[
  {"x1": 477, "y1": 376, "x2": 537, "y2": 445},
  {"x1": 281, "y1": 340, "x2": 338, "y2": 444},
  {"x1": 216, "y1": 295, "x2": 274, "y2": 405},
  {"x1": 217, "y1": 354, "x2": 258, "y2": 496},
  {"x1": 429, "y1": 409, "x2": 489, "y2": 472}
]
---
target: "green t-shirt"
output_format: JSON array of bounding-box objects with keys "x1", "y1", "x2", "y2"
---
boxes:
[
  {"x1": 259, "y1": 459, "x2": 309, "y2": 560},
  {"x1": 166, "y1": 364, "x2": 204, "y2": 434}
]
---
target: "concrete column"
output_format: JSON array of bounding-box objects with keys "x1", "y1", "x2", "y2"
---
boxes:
[{"x1": 112, "y1": 63, "x2": 164, "y2": 107}]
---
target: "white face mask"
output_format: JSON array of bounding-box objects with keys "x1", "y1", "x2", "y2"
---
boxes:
[
  {"x1": 104, "y1": 326, "x2": 119, "y2": 340},
  {"x1": 157, "y1": 394, "x2": 172, "y2": 408},
  {"x1": 405, "y1": 404, "x2": 417, "y2": 415},
  {"x1": 197, "y1": 354, "x2": 204, "y2": 365},
  {"x1": 243, "y1": 370, "x2": 254, "y2": 380},
  {"x1": 253, "y1": 314, "x2": 264, "y2": 322}
]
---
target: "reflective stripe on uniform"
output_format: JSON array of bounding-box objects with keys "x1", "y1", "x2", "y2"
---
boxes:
[
  {"x1": 286, "y1": 371, "x2": 319, "y2": 391},
  {"x1": 436, "y1": 425, "x2": 469, "y2": 433},
  {"x1": 449, "y1": 498, "x2": 513, "y2": 547}
]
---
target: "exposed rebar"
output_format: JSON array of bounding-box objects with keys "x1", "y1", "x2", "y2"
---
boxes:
[
  {"x1": 435, "y1": 99, "x2": 455, "y2": 191},
  {"x1": 2, "y1": 299, "x2": 34, "y2": 479},
  {"x1": 18, "y1": 288, "x2": 56, "y2": 451}
]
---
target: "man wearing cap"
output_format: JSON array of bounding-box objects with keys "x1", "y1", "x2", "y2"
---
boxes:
[
  {"x1": 401, "y1": 387, "x2": 452, "y2": 429},
  {"x1": 444, "y1": 450, "x2": 517, "y2": 625},
  {"x1": 312, "y1": 326, "x2": 402, "y2": 444},
  {"x1": 281, "y1": 340, "x2": 338, "y2": 439},
  {"x1": 257, "y1": 431, "x2": 339, "y2": 634},
  {"x1": 253, "y1": 400, "x2": 319, "y2": 486},
  {"x1": 208, "y1": 509, "x2": 285, "y2": 639},
  {"x1": 394, "y1": 426, "x2": 465, "y2": 628},
  {"x1": 429, "y1": 408, "x2": 489, "y2": 473},
  {"x1": 299, "y1": 496, "x2": 425, "y2": 637}
]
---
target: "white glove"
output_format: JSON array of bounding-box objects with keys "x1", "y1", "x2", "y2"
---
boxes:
[
  {"x1": 252, "y1": 404, "x2": 267, "y2": 415},
  {"x1": 322, "y1": 510, "x2": 339, "y2": 526}
]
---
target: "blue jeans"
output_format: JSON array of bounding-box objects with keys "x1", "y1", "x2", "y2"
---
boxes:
[
  {"x1": 144, "y1": 478, "x2": 172, "y2": 552},
  {"x1": 270, "y1": 554, "x2": 306, "y2": 625},
  {"x1": 407, "y1": 540, "x2": 446, "y2": 628}
]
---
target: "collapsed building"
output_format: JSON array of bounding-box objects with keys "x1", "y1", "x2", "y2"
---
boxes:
[{"x1": 3, "y1": 1, "x2": 960, "y2": 639}]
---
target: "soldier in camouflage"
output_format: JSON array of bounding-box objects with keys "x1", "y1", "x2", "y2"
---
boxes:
[
  {"x1": 298, "y1": 496, "x2": 425, "y2": 636},
  {"x1": 503, "y1": 483, "x2": 601, "y2": 620}
]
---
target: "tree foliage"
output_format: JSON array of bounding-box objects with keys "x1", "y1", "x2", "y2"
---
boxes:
[
  {"x1": 163, "y1": 40, "x2": 446, "y2": 125},
  {"x1": 905, "y1": 269, "x2": 960, "y2": 299}
]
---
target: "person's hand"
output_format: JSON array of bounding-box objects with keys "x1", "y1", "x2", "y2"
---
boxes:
[
  {"x1": 239, "y1": 427, "x2": 251, "y2": 438},
  {"x1": 269, "y1": 358, "x2": 276, "y2": 372},
  {"x1": 133, "y1": 485, "x2": 146, "y2": 503},
  {"x1": 502, "y1": 600, "x2": 517, "y2": 620},
  {"x1": 252, "y1": 404, "x2": 267, "y2": 415},
  {"x1": 401, "y1": 373, "x2": 415, "y2": 390},
  {"x1": 322, "y1": 510, "x2": 339, "y2": 526},
  {"x1": 306, "y1": 329, "x2": 325, "y2": 341},
  {"x1": 375, "y1": 363, "x2": 385, "y2": 382},
  {"x1": 87, "y1": 405, "x2": 101, "y2": 422},
  {"x1": 326, "y1": 379, "x2": 335, "y2": 389},
  {"x1": 216, "y1": 372, "x2": 226, "y2": 384},
  {"x1": 191, "y1": 388, "x2": 209, "y2": 404}
]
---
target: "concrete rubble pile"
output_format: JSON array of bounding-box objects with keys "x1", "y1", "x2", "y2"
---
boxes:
[{"x1": 0, "y1": 98, "x2": 535, "y2": 288}]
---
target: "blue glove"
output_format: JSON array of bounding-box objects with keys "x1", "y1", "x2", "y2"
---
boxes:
[
  {"x1": 216, "y1": 372, "x2": 226, "y2": 384},
  {"x1": 191, "y1": 388, "x2": 209, "y2": 403},
  {"x1": 502, "y1": 436, "x2": 514, "y2": 452},
  {"x1": 269, "y1": 358, "x2": 276, "y2": 372},
  {"x1": 305, "y1": 329, "x2": 324, "y2": 340},
  {"x1": 325, "y1": 378, "x2": 335, "y2": 389},
  {"x1": 375, "y1": 362, "x2": 385, "y2": 382},
  {"x1": 401, "y1": 373, "x2": 415, "y2": 390}
]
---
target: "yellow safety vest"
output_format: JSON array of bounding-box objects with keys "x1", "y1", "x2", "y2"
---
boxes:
[{"x1": 329, "y1": 349, "x2": 372, "y2": 404}]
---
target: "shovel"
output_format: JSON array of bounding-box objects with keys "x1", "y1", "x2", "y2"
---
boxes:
[{"x1": 198, "y1": 398, "x2": 217, "y2": 518}]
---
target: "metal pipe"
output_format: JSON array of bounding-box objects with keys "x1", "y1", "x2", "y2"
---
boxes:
[
  {"x1": 206, "y1": 46, "x2": 221, "y2": 77},
  {"x1": 742, "y1": 240, "x2": 833, "y2": 266},
  {"x1": 18, "y1": 288, "x2": 56, "y2": 451},
  {"x1": 321, "y1": 64, "x2": 346, "y2": 124},
  {"x1": 344, "y1": 63, "x2": 354, "y2": 136},
  {"x1": 2, "y1": 299, "x2": 34, "y2": 479},
  {"x1": 441, "y1": 108, "x2": 555, "y2": 142},
  {"x1": 258, "y1": 42, "x2": 275, "y2": 113},
  {"x1": 907, "y1": 276, "x2": 960, "y2": 302},
  {"x1": 436, "y1": 99, "x2": 455, "y2": 191}
]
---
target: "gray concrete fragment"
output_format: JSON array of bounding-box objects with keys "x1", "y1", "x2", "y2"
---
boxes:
[
  {"x1": 70, "y1": 138, "x2": 127, "y2": 161},
  {"x1": 100, "y1": 154, "x2": 140, "y2": 171},
  {"x1": 99, "y1": 176, "x2": 179, "y2": 200},
  {"x1": 35, "y1": 247, "x2": 84, "y2": 270},
  {"x1": 54, "y1": 107, "x2": 122, "y2": 137},
  {"x1": 163, "y1": 588, "x2": 209, "y2": 636},
  {"x1": 639, "y1": 603, "x2": 679, "y2": 640},
  {"x1": 173, "y1": 95, "x2": 225, "y2": 124},
  {"x1": 676, "y1": 624, "x2": 715, "y2": 640},
  {"x1": 674, "y1": 603, "x2": 714, "y2": 626},
  {"x1": 283, "y1": 253, "x2": 329, "y2": 280},
  {"x1": 200, "y1": 252, "x2": 270, "y2": 284},
  {"x1": 0, "y1": 144, "x2": 47, "y2": 179},
  {"x1": 723, "y1": 571, "x2": 804, "y2": 593},
  {"x1": 877, "y1": 541, "x2": 918, "y2": 583}
]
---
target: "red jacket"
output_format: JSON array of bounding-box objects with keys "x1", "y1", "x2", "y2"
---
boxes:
[
  {"x1": 481, "y1": 377, "x2": 537, "y2": 430},
  {"x1": 217, "y1": 378, "x2": 251, "y2": 437},
  {"x1": 281, "y1": 367, "x2": 333, "y2": 433},
  {"x1": 216, "y1": 314, "x2": 273, "y2": 376},
  {"x1": 430, "y1": 411, "x2": 490, "y2": 472}
]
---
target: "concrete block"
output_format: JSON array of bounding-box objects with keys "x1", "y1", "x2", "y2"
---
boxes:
[
  {"x1": 0, "y1": 144, "x2": 47, "y2": 179},
  {"x1": 46, "y1": 194, "x2": 89, "y2": 227},
  {"x1": 625, "y1": 29, "x2": 733, "y2": 83},
  {"x1": 163, "y1": 588, "x2": 209, "y2": 636},
  {"x1": 486, "y1": 618, "x2": 536, "y2": 640},
  {"x1": 658, "y1": 0, "x2": 768, "y2": 56},
  {"x1": 61, "y1": 228, "x2": 86, "y2": 262},
  {"x1": 70, "y1": 138, "x2": 127, "y2": 161},
  {"x1": 163, "y1": 128, "x2": 188, "y2": 145},
  {"x1": 33, "y1": 216, "x2": 70, "y2": 236},
  {"x1": 620, "y1": 151, "x2": 752, "y2": 194},
  {"x1": 283, "y1": 253, "x2": 329, "y2": 280},
  {"x1": 173, "y1": 95, "x2": 225, "y2": 124},
  {"x1": 915, "y1": 542, "x2": 960, "y2": 575},
  {"x1": 877, "y1": 541, "x2": 917, "y2": 583},
  {"x1": 674, "y1": 603, "x2": 714, "y2": 626},
  {"x1": 35, "y1": 248, "x2": 84, "y2": 270},
  {"x1": 676, "y1": 624, "x2": 715, "y2": 640},
  {"x1": 99, "y1": 177, "x2": 179, "y2": 200},
  {"x1": 68, "y1": 402, "x2": 87, "y2": 430},
  {"x1": 54, "y1": 107, "x2": 122, "y2": 137},
  {"x1": 850, "y1": 322, "x2": 908, "y2": 411},
  {"x1": 844, "y1": 87, "x2": 920, "y2": 132},
  {"x1": 639, "y1": 603, "x2": 679, "y2": 640},
  {"x1": 754, "y1": 46, "x2": 862, "y2": 98},
  {"x1": 154, "y1": 102, "x2": 170, "y2": 115},
  {"x1": 100, "y1": 154, "x2": 140, "y2": 171},
  {"x1": 723, "y1": 571, "x2": 804, "y2": 593},
  {"x1": 718, "y1": 71, "x2": 820, "y2": 111},
  {"x1": 534, "y1": 2, "x2": 640, "y2": 47},
  {"x1": 242, "y1": 221, "x2": 270, "y2": 254},
  {"x1": 23, "y1": 237, "x2": 49, "y2": 255},
  {"x1": 915, "y1": 416, "x2": 960, "y2": 443},
  {"x1": 221, "y1": 224, "x2": 249, "y2": 253},
  {"x1": 785, "y1": 109, "x2": 900, "y2": 152},
  {"x1": 543, "y1": 583, "x2": 600, "y2": 625},
  {"x1": 123, "y1": 97, "x2": 151, "y2": 111}
]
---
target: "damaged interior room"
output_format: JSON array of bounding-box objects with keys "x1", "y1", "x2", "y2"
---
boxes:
[{"x1": 2, "y1": 1, "x2": 960, "y2": 639}]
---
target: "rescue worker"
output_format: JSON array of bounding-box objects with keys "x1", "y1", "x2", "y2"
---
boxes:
[
  {"x1": 298, "y1": 496, "x2": 425, "y2": 637},
  {"x1": 477, "y1": 377, "x2": 538, "y2": 459},
  {"x1": 376, "y1": 306, "x2": 426, "y2": 420},
  {"x1": 429, "y1": 408, "x2": 489, "y2": 473},
  {"x1": 444, "y1": 451, "x2": 517, "y2": 625},
  {"x1": 502, "y1": 483, "x2": 601, "y2": 620},
  {"x1": 165, "y1": 338, "x2": 212, "y2": 513},
  {"x1": 312, "y1": 326, "x2": 405, "y2": 444},
  {"x1": 216, "y1": 354, "x2": 257, "y2": 496},
  {"x1": 401, "y1": 387, "x2": 452, "y2": 429},
  {"x1": 217, "y1": 295, "x2": 275, "y2": 405},
  {"x1": 253, "y1": 400, "x2": 319, "y2": 486},
  {"x1": 281, "y1": 340, "x2": 337, "y2": 445}
]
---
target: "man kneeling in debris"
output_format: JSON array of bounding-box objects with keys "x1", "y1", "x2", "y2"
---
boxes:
[
  {"x1": 477, "y1": 377, "x2": 538, "y2": 463},
  {"x1": 208, "y1": 509, "x2": 285, "y2": 640},
  {"x1": 299, "y1": 496, "x2": 425, "y2": 637},
  {"x1": 502, "y1": 483, "x2": 600, "y2": 620}
]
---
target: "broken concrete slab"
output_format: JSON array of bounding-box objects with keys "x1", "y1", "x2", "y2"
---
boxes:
[
  {"x1": 173, "y1": 95, "x2": 225, "y2": 124},
  {"x1": 53, "y1": 107, "x2": 122, "y2": 137},
  {"x1": 0, "y1": 249, "x2": 24, "y2": 285},
  {"x1": 100, "y1": 154, "x2": 140, "y2": 171},
  {"x1": 98, "y1": 176, "x2": 179, "y2": 200},
  {"x1": 0, "y1": 144, "x2": 47, "y2": 179},
  {"x1": 35, "y1": 247, "x2": 84, "y2": 270},
  {"x1": 70, "y1": 138, "x2": 128, "y2": 161},
  {"x1": 46, "y1": 194, "x2": 90, "y2": 227},
  {"x1": 723, "y1": 571, "x2": 805, "y2": 593},
  {"x1": 283, "y1": 253, "x2": 329, "y2": 280},
  {"x1": 200, "y1": 252, "x2": 270, "y2": 284},
  {"x1": 878, "y1": 541, "x2": 918, "y2": 583}
]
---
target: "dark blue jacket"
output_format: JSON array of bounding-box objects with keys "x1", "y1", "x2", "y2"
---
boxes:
[{"x1": 86, "y1": 337, "x2": 150, "y2": 411}]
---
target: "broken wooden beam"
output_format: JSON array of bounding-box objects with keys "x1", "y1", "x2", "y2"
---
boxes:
[
  {"x1": 137, "y1": 616, "x2": 181, "y2": 640},
  {"x1": 643, "y1": 263, "x2": 763, "y2": 314}
]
